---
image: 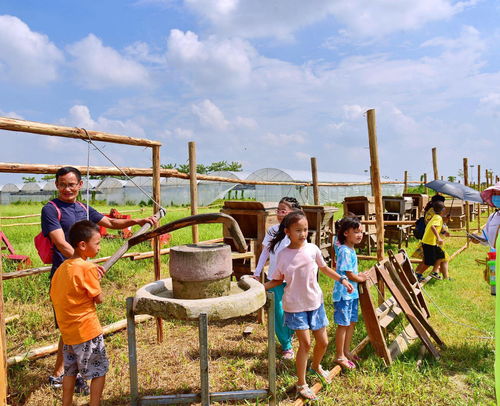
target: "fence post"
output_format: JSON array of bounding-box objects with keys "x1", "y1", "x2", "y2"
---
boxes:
[
  {"x1": 311, "y1": 157, "x2": 320, "y2": 205},
  {"x1": 189, "y1": 141, "x2": 199, "y2": 243},
  {"x1": 463, "y1": 158, "x2": 470, "y2": 247}
]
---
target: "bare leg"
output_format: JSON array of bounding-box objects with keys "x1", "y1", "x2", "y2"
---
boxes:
[
  {"x1": 62, "y1": 375, "x2": 76, "y2": 406},
  {"x1": 415, "y1": 263, "x2": 430, "y2": 275},
  {"x1": 310, "y1": 327, "x2": 328, "y2": 371},
  {"x1": 440, "y1": 261, "x2": 449, "y2": 279},
  {"x1": 90, "y1": 375, "x2": 106, "y2": 406},
  {"x1": 53, "y1": 336, "x2": 64, "y2": 377},
  {"x1": 343, "y1": 323, "x2": 356, "y2": 360},
  {"x1": 335, "y1": 325, "x2": 351, "y2": 367},
  {"x1": 294, "y1": 329, "x2": 311, "y2": 386}
]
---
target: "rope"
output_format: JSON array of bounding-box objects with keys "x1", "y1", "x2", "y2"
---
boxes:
[{"x1": 81, "y1": 128, "x2": 165, "y2": 211}]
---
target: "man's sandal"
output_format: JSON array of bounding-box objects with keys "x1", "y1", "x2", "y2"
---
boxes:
[
  {"x1": 335, "y1": 357, "x2": 356, "y2": 370},
  {"x1": 296, "y1": 384, "x2": 318, "y2": 401},
  {"x1": 308, "y1": 365, "x2": 331, "y2": 384}
]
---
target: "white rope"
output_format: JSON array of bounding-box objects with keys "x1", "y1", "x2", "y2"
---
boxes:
[{"x1": 81, "y1": 128, "x2": 165, "y2": 211}]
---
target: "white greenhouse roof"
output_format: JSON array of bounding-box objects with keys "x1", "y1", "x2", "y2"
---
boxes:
[
  {"x1": 96, "y1": 178, "x2": 127, "y2": 189},
  {"x1": 1, "y1": 183, "x2": 20, "y2": 192}
]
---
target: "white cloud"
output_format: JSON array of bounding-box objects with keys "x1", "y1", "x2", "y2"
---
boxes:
[
  {"x1": 182, "y1": 0, "x2": 477, "y2": 39},
  {"x1": 343, "y1": 105, "x2": 368, "y2": 120},
  {"x1": 479, "y1": 93, "x2": 500, "y2": 116},
  {"x1": 62, "y1": 105, "x2": 146, "y2": 138},
  {"x1": 295, "y1": 151, "x2": 311, "y2": 161},
  {"x1": 0, "y1": 15, "x2": 63, "y2": 85},
  {"x1": 67, "y1": 34, "x2": 150, "y2": 89},
  {"x1": 260, "y1": 132, "x2": 306, "y2": 146},
  {"x1": 166, "y1": 29, "x2": 253, "y2": 88},
  {"x1": 191, "y1": 99, "x2": 229, "y2": 130}
]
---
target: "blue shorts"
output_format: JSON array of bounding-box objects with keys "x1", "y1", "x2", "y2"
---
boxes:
[
  {"x1": 334, "y1": 299, "x2": 359, "y2": 326},
  {"x1": 284, "y1": 303, "x2": 329, "y2": 331}
]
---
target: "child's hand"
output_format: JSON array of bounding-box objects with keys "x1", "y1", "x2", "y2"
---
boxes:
[
  {"x1": 437, "y1": 238, "x2": 444, "y2": 246},
  {"x1": 357, "y1": 272, "x2": 368, "y2": 282},
  {"x1": 342, "y1": 279, "x2": 354, "y2": 294},
  {"x1": 251, "y1": 274, "x2": 261, "y2": 282},
  {"x1": 96, "y1": 265, "x2": 106, "y2": 280}
]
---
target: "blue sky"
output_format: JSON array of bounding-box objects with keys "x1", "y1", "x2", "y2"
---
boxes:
[{"x1": 0, "y1": 0, "x2": 499, "y2": 184}]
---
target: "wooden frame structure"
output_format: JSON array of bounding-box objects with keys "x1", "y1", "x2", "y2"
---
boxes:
[{"x1": 359, "y1": 249, "x2": 445, "y2": 365}]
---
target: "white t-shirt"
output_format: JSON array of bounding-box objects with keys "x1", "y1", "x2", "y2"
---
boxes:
[
  {"x1": 274, "y1": 243, "x2": 326, "y2": 313},
  {"x1": 483, "y1": 211, "x2": 500, "y2": 249},
  {"x1": 261, "y1": 224, "x2": 290, "y2": 280}
]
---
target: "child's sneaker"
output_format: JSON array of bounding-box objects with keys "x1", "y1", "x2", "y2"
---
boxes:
[
  {"x1": 48, "y1": 375, "x2": 63, "y2": 388},
  {"x1": 416, "y1": 273, "x2": 425, "y2": 282},
  {"x1": 75, "y1": 376, "x2": 90, "y2": 395},
  {"x1": 282, "y1": 349, "x2": 294, "y2": 360}
]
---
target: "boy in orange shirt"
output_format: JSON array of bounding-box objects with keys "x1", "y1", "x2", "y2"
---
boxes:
[{"x1": 50, "y1": 220, "x2": 108, "y2": 406}]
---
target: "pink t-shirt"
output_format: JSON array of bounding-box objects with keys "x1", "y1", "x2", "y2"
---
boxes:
[{"x1": 274, "y1": 243, "x2": 326, "y2": 313}]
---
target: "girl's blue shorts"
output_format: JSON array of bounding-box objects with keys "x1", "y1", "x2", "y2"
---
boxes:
[{"x1": 284, "y1": 303, "x2": 329, "y2": 331}]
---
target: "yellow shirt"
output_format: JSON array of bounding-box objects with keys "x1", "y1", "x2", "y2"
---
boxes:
[
  {"x1": 50, "y1": 258, "x2": 102, "y2": 345},
  {"x1": 421, "y1": 214, "x2": 443, "y2": 246}
]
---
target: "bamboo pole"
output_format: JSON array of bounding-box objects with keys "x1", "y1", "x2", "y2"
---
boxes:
[
  {"x1": 463, "y1": 158, "x2": 470, "y2": 247},
  {"x1": 0, "y1": 116, "x2": 161, "y2": 147},
  {"x1": 486, "y1": 169, "x2": 491, "y2": 217},
  {"x1": 432, "y1": 147, "x2": 439, "y2": 180},
  {"x1": 370, "y1": 165, "x2": 374, "y2": 196},
  {"x1": 366, "y1": 109, "x2": 385, "y2": 307},
  {"x1": 0, "y1": 213, "x2": 39, "y2": 220},
  {"x1": 423, "y1": 173, "x2": 428, "y2": 195},
  {"x1": 477, "y1": 165, "x2": 481, "y2": 232},
  {"x1": 403, "y1": 171, "x2": 408, "y2": 193},
  {"x1": 6, "y1": 315, "x2": 153, "y2": 366},
  {"x1": 189, "y1": 142, "x2": 199, "y2": 243},
  {"x1": 0, "y1": 162, "x2": 423, "y2": 187},
  {"x1": 0, "y1": 255, "x2": 7, "y2": 404},
  {"x1": 152, "y1": 144, "x2": 163, "y2": 344},
  {"x1": 310, "y1": 157, "x2": 320, "y2": 205}
]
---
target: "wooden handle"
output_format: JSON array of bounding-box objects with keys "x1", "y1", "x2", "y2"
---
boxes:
[
  {"x1": 101, "y1": 209, "x2": 165, "y2": 272},
  {"x1": 128, "y1": 212, "x2": 247, "y2": 253}
]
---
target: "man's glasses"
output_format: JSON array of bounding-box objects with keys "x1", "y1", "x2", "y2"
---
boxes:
[{"x1": 57, "y1": 183, "x2": 80, "y2": 190}]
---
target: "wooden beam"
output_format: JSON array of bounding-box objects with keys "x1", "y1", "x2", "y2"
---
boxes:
[
  {"x1": 0, "y1": 116, "x2": 161, "y2": 147},
  {"x1": 404, "y1": 170, "x2": 408, "y2": 193},
  {"x1": 423, "y1": 173, "x2": 428, "y2": 194},
  {"x1": 6, "y1": 315, "x2": 153, "y2": 366},
  {"x1": 311, "y1": 157, "x2": 320, "y2": 205},
  {"x1": 432, "y1": 147, "x2": 439, "y2": 180},
  {"x1": 152, "y1": 144, "x2": 163, "y2": 344},
  {"x1": 463, "y1": 158, "x2": 470, "y2": 247},
  {"x1": 477, "y1": 164, "x2": 481, "y2": 232},
  {"x1": 189, "y1": 141, "x2": 199, "y2": 243},
  {"x1": 0, "y1": 254, "x2": 7, "y2": 404}
]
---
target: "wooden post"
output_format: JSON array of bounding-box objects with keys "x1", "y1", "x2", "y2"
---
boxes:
[
  {"x1": 432, "y1": 147, "x2": 439, "y2": 180},
  {"x1": 423, "y1": 173, "x2": 428, "y2": 195},
  {"x1": 152, "y1": 145, "x2": 163, "y2": 343},
  {"x1": 0, "y1": 257, "x2": 7, "y2": 405},
  {"x1": 403, "y1": 171, "x2": 408, "y2": 193},
  {"x1": 370, "y1": 165, "x2": 374, "y2": 196},
  {"x1": 486, "y1": 169, "x2": 491, "y2": 217},
  {"x1": 477, "y1": 165, "x2": 481, "y2": 232},
  {"x1": 311, "y1": 157, "x2": 320, "y2": 205},
  {"x1": 366, "y1": 109, "x2": 385, "y2": 306},
  {"x1": 463, "y1": 158, "x2": 470, "y2": 247},
  {"x1": 189, "y1": 142, "x2": 199, "y2": 243}
]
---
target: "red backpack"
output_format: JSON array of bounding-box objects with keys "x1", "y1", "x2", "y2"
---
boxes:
[{"x1": 34, "y1": 201, "x2": 87, "y2": 264}]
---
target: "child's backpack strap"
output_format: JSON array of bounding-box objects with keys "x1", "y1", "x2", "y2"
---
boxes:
[{"x1": 76, "y1": 201, "x2": 88, "y2": 212}]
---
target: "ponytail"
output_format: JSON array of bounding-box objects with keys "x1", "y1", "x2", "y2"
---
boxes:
[{"x1": 269, "y1": 210, "x2": 306, "y2": 253}]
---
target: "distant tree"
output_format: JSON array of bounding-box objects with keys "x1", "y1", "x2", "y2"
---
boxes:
[
  {"x1": 41, "y1": 174, "x2": 56, "y2": 181},
  {"x1": 22, "y1": 176, "x2": 37, "y2": 183},
  {"x1": 162, "y1": 161, "x2": 242, "y2": 174},
  {"x1": 447, "y1": 176, "x2": 456, "y2": 182}
]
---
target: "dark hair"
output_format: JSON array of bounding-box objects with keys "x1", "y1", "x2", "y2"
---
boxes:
[
  {"x1": 279, "y1": 196, "x2": 301, "y2": 210},
  {"x1": 432, "y1": 200, "x2": 445, "y2": 214},
  {"x1": 269, "y1": 210, "x2": 306, "y2": 253},
  {"x1": 335, "y1": 212, "x2": 357, "y2": 234},
  {"x1": 337, "y1": 216, "x2": 362, "y2": 245},
  {"x1": 69, "y1": 220, "x2": 100, "y2": 248},
  {"x1": 424, "y1": 194, "x2": 445, "y2": 213},
  {"x1": 56, "y1": 166, "x2": 82, "y2": 182}
]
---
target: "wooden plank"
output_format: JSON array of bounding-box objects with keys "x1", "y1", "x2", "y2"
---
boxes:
[
  {"x1": 358, "y1": 281, "x2": 392, "y2": 365},
  {"x1": 389, "y1": 324, "x2": 418, "y2": 360},
  {"x1": 376, "y1": 263, "x2": 441, "y2": 358}
]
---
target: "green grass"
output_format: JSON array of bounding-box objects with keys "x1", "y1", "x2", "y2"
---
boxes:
[{"x1": 1, "y1": 203, "x2": 495, "y2": 405}]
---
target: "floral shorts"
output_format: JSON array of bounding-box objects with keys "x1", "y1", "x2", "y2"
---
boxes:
[{"x1": 63, "y1": 334, "x2": 109, "y2": 380}]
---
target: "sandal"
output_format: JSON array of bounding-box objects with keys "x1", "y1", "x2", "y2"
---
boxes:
[
  {"x1": 346, "y1": 352, "x2": 362, "y2": 363},
  {"x1": 430, "y1": 272, "x2": 442, "y2": 280},
  {"x1": 335, "y1": 358, "x2": 356, "y2": 370},
  {"x1": 296, "y1": 384, "x2": 318, "y2": 401},
  {"x1": 308, "y1": 364, "x2": 331, "y2": 383}
]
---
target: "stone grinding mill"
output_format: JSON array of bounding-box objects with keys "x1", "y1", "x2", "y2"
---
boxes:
[{"x1": 111, "y1": 213, "x2": 277, "y2": 406}]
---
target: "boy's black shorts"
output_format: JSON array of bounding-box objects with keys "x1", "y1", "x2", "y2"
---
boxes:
[{"x1": 422, "y1": 243, "x2": 445, "y2": 266}]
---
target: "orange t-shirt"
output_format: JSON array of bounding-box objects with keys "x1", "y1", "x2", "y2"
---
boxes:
[{"x1": 50, "y1": 258, "x2": 102, "y2": 345}]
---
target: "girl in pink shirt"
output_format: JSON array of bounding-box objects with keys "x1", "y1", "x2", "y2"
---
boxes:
[{"x1": 265, "y1": 211, "x2": 353, "y2": 401}]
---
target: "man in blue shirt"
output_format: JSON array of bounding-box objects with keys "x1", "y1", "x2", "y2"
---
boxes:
[{"x1": 42, "y1": 166, "x2": 158, "y2": 392}]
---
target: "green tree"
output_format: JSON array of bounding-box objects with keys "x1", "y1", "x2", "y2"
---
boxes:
[
  {"x1": 22, "y1": 176, "x2": 37, "y2": 183},
  {"x1": 41, "y1": 174, "x2": 56, "y2": 181}
]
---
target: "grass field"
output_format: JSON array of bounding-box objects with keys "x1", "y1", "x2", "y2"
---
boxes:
[{"x1": 0, "y1": 202, "x2": 495, "y2": 405}]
